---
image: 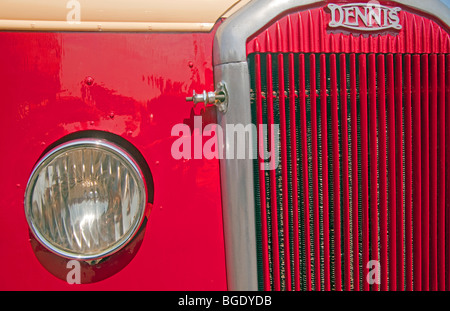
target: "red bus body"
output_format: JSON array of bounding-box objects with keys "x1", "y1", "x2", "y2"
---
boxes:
[
  {"x1": 0, "y1": 30, "x2": 227, "y2": 290},
  {"x1": 1, "y1": 0, "x2": 450, "y2": 291}
]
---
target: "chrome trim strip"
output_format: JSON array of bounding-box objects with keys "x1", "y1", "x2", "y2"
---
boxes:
[
  {"x1": 0, "y1": 20, "x2": 215, "y2": 32},
  {"x1": 213, "y1": 0, "x2": 450, "y2": 291},
  {"x1": 214, "y1": 62, "x2": 258, "y2": 291}
]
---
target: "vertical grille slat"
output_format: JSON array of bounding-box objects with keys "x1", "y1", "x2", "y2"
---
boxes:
[
  {"x1": 387, "y1": 54, "x2": 398, "y2": 290},
  {"x1": 412, "y1": 54, "x2": 422, "y2": 291},
  {"x1": 264, "y1": 46, "x2": 282, "y2": 291},
  {"x1": 395, "y1": 53, "x2": 405, "y2": 291},
  {"x1": 297, "y1": 53, "x2": 312, "y2": 291},
  {"x1": 309, "y1": 54, "x2": 322, "y2": 291},
  {"x1": 438, "y1": 54, "x2": 446, "y2": 291},
  {"x1": 446, "y1": 54, "x2": 450, "y2": 292},
  {"x1": 339, "y1": 53, "x2": 352, "y2": 291},
  {"x1": 349, "y1": 53, "x2": 361, "y2": 291},
  {"x1": 253, "y1": 44, "x2": 271, "y2": 291},
  {"x1": 430, "y1": 53, "x2": 438, "y2": 291},
  {"x1": 359, "y1": 54, "x2": 371, "y2": 292},
  {"x1": 289, "y1": 51, "x2": 301, "y2": 292},
  {"x1": 330, "y1": 54, "x2": 342, "y2": 291},
  {"x1": 319, "y1": 54, "x2": 331, "y2": 291},
  {"x1": 377, "y1": 54, "x2": 388, "y2": 291},
  {"x1": 368, "y1": 53, "x2": 379, "y2": 292},
  {"x1": 277, "y1": 49, "x2": 292, "y2": 291},
  {"x1": 404, "y1": 54, "x2": 413, "y2": 292},
  {"x1": 421, "y1": 54, "x2": 430, "y2": 291}
]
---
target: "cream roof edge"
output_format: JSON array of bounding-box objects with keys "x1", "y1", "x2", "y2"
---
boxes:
[{"x1": 0, "y1": 0, "x2": 252, "y2": 32}]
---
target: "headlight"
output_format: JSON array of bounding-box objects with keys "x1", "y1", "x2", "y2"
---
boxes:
[{"x1": 24, "y1": 138, "x2": 147, "y2": 260}]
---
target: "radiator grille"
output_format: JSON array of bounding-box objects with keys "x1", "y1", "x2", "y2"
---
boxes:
[{"x1": 248, "y1": 51, "x2": 450, "y2": 291}]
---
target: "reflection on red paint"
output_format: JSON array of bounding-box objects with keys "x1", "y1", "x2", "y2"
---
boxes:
[{"x1": 0, "y1": 29, "x2": 226, "y2": 290}]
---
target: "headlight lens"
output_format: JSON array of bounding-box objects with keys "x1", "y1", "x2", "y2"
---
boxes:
[{"x1": 24, "y1": 139, "x2": 147, "y2": 260}]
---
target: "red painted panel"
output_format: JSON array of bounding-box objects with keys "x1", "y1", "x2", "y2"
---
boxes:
[{"x1": 0, "y1": 30, "x2": 226, "y2": 290}]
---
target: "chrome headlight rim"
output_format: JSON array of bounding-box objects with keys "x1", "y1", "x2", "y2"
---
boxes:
[{"x1": 24, "y1": 138, "x2": 148, "y2": 261}]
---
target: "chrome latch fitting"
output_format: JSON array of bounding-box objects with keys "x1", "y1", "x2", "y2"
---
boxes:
[{"x1": 186, "y1": 81, "x2": 228, "y2": 113}]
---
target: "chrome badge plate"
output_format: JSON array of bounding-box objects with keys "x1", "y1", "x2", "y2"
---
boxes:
[{"x1": 327, "y1": 2, "x2": 402, "y2": 31}]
